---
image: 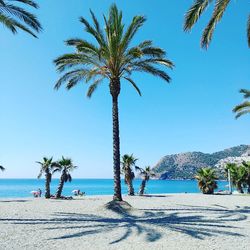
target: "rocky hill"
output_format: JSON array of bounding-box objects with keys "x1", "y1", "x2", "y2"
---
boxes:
[{"x1": 152, "y1": 145, "x2": 250, "y2": 180}]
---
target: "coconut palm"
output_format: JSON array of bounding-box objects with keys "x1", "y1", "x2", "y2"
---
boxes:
[
  {"x1": 121, "y1": 154, "x2": 137, "y2": 195},
  {"x1": 54, "y1": 4, "x2": 174, "y2": 201},
  {"x1": 233, "y1": 89, "x2": 250, "y2": 119},
  {"x1": 136, "y1": 166, "x2": 156, "y2": 195},
  {"x1": 0, "y1": 165, "x2": 5, "y2": 171},
  {"x1": 37, "y1": 157, "x2": 56, "y2": 198},
  {"x1": 54, "y1": 157, "x2": 77, "y2": 198},
  {"x1": 195, "y1": 167, "x2": 218, "y2": 194},
  {"x1": 225, "y1": 163, "x2": 246, "y2": 193},
  {"x1": 0, "y1": 0, "x2": 42, "y2": 37},
  {"x1": 184, "y1": 0, "x2": 249, "y2": 49}
]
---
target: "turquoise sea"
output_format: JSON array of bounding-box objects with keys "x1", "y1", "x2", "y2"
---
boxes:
[{"x1": 0, "y1": 179, "x2": 228, "y2": 198}]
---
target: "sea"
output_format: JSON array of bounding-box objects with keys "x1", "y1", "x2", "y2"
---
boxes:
[{"x1": 0, "y1": 179, "x2": 229, "y2": 198}]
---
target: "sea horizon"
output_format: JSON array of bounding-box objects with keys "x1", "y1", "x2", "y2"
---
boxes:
[{"x1": 0, "y1": 179, "x2": 228, "y2": 198}]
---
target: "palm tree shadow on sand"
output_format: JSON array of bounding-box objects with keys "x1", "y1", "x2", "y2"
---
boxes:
[{"x1": 1, "y1": 204, "x2": 249, "y2": 244}]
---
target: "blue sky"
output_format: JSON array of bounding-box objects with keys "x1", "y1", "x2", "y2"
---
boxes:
[{"x1": 0, "y1": 0, "x2": 250, "y2": 178}]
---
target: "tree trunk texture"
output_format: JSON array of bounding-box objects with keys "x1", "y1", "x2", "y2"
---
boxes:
[
  {"x1": 127, "y1": 177, "x2": 134, "y2": 196},
  {"x1": 139, "y1": 179, "x2": 146, "y2": 195},
  {"x1": 237, "y1": 183, "x2": 244, "y2": 194},
  {"x1": 45, "y1": 171, "x2": 51, "y2": 199},
  {"x1": 56, "y1": 171, "x2": 66, "y2": 198},
  {"x1": 110, "y1": 78, "x2": 122, "y2": 201}
]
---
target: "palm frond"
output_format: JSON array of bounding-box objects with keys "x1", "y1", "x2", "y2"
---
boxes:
[
  {"x1": 239, "y1": 88, "x2": 250, "y2": 98},
  {"x1": 0, "y1": 165, "x2": 5, "y2": 171},
  {"x1": 86, "y1": 77, "x2": 104, "y2": 98},
  {"x1": 201, "y1": 0, "x2": 230, "y2": 49},
  {"x1": 134, "y1": 63, "x2": 171, "y2": 82},
  {"x1": 0, "y1": 0, "x2": 41, "y2": 36},
  {"x1": 124, "y1": 77, "x2": 141, "y2": 96},
  {"x1": 184, "y1": 0, "x2": 212, "y2": 31},
  {"x1": 247, "y1": 14, "x2": 250, "y2": 47},
  {"x1": 12, "y1": 0, "x2": 38, "y2": 8}
]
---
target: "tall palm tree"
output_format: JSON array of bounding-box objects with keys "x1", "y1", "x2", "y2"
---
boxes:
[
  {"x1": 184, "y1": 0, "x2": 249, "y2": 49},
  {"x1": 54, "y1": 4, "x2": 174, "y2": 201},
  {"x1": 121, "y1": 154, "x2": 137, "y2": 195},
  {"x1": 225, "y1": 163, "x2": 246, "y2": 193},
  {"x1": 0, "y1": 165, "x2": 5, "y2": 171},
  {"x1": 233, "y1": 89, "x2": 250, "y2": 119},
  {"x1": 54, "y1": 157, "x2": 77, "y2": 198},
  {"x1": 195, "y1": 167, "x2": 218, "y2": 194},
  {"x1": 136, "y1": 166, "x2": 155, "y2": 195},
  {"x1": 37, "y1": 157, "x2": 55, "y2": 198},
  {"x1": 0, "y1": 0, "x2": 42, "y2": 37}
]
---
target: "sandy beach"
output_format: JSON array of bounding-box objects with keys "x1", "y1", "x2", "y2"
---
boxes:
[{"x1": 0, "y1": 194, "x2": 249, "y2": 250}]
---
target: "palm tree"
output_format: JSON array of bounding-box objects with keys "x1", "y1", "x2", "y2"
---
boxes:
[
  {"x1": 136, "y1": 166, "x2": 156, "y2": 195},
  {"x1": 184, "y1": 0, "x2": 249, "y2": 49},
  {"x1": 233, "y1": 89, "x2": 250, "y2": 119},
  {"x1": 121, "y1": 154, "x2": 137, "y2": 195},
  {"x1": 0, "y1": 0, "x2": 42, "y2": 37},
  {"x1": 225, "y1": 163, "x2": 246, "y2": 193},
  {"x1": 37, "y1": 157, "x2": 55, "y2": 198},
  {"x1": 0, "y1": 165, "x2": 5, "y2": 171},
  {"x1": 54, "y1": 157, "x2": 77, "y2": 198},
  {"x1": 195, "y1": 167, "x2": 218, "y2": 194},
  {"x1": 242, "y1": 161, "x2": 250, "y2": 193},
  {"x1": 54, "y1": 4, "x2": 174, "y2": 201}
]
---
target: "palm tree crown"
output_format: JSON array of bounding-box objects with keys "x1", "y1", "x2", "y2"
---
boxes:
[
  {"x1": 136, "y1": 166, "x2": 155, "y2": 181},
  {"x1": 184, "y1": 0, "x2": 249, "y2": 49},
  {"x1": 54, "y1": 4, "x2": 174, "y2": 95},
  {"x1": 233, "y1": 89, "x2": 250, "y2": 119},
  {"x1": 54, "y1": 157, "x2": 77, "y2": 182},
  {"x1": 195, "y1": 167, "x2": 218, "y2": 194},
  {"x1": 0, "y1": 0, "x2": 42, "y2": 37},
  {"x1": 0, "y1": 165, "x2": 5, "y2": 171},
  {"x1": 37, "y1": 157, "x2": 55, "y2": 179},
  {"x1": 54, "y1": 4, "x2": 174, "y2": 201},
  {"x1": 121, "y1": 154, "x2": 137, "y2": 176}
]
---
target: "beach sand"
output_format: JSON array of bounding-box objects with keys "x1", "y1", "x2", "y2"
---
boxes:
[{"x1": 0, "y1": 194, "x2": 249, "y2": 250}]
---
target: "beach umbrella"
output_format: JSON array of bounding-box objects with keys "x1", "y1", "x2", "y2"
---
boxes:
[
  {"x1": 30, "y1": 191, "x2": 38, "y2": 194},
  {"x1": 72, "y1": 190, "x2": 78, "y2": 193}
]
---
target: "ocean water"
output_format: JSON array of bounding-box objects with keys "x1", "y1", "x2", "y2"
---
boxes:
[{"x1": 0, "y1": 179, "x2": 228, "y2": 198}]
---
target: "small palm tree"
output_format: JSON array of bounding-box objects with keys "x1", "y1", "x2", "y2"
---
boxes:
[
  {"x1": 37, "y1": 157, "x2": 56, "y2": 198},
  {"x1": 242, "y1": 161, "x2": 250, "y2": 193},
  {"x1": 184, "y1": 0, "x2": 249, "y2": 49},
  {"x1": 136, "y1": 166, "x2": 155, "y2": 195},
  {"x1": 195, "y1": 167, "x2": 218, "y2": 194},
  {"x1": 54, "y1": 157, "x2": 77, "y2": 198},
  {"x1": 121, "y1": 154, "x2": 137, "y2": 195},
  {"x1": 225, "y1": 163, "x2": 246, "y2": 193},
  {"x1": 233, "y1": 89, "x2": 250, "y2": 119},
  {"x1": 0, "y1": 0, "x2": 42, "y2": 37},
  {"x1": 0, "y1": 165, "x2": 5, "y2": 171},
  {"x1": 54, "y1": 4, "x2": 174, "y2": 201}
]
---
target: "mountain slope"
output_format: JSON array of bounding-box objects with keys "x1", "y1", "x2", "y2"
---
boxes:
[{"x1": 153, "y1": 145, "x2": 250, "y2": 180}]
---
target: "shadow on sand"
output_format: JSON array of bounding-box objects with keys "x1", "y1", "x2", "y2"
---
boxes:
[{"x1": 0, "y1": 203, "x2": 249, "y2": 244}]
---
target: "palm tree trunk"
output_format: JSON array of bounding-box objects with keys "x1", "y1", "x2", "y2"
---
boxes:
[
  {"x1": 110, "y1": 78, "x2": 122, "y2": 201},
  {"x1": 236, "y1": 183, "x2": 244, "y2": 193},
  {"x1": 56, "y1": 171, "x2": 65, "y2": 198},
  {"x1": 139, "y1": 179, "x2": 146, "y2": 195},
  {"x1": 45, "y1": 171, "x2": 51, "y2": 199},
  {"x1": 127, "y1": 178, "x2": 134, "y2": 196}
]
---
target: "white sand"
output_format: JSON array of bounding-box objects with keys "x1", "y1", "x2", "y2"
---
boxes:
[{"x1": 0, "y1": 194, "x2": 249, "y2": 250}]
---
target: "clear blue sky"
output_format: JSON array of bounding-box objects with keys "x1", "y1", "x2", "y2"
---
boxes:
[{"x1": 0, "y1": 0, "x2": 250, "y2": 178}]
